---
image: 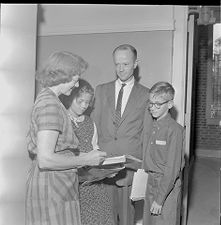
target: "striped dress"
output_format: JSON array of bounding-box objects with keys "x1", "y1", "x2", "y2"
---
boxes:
[{"x1": 25, "y1": 88, "x2": 81, "y2": 225}]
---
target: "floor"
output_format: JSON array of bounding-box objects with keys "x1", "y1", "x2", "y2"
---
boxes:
[
  {"x1": 186, "y1": 157, "x2": 220, "y2": 225},
  {"x1": 0, "y1": 156, "x2": 219, "y2": 225},
  {"x1": 135, "y1": 156, "x2": 220, "y2": 225}
]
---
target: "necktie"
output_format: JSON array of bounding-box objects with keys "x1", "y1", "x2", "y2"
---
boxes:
[{"x1": 115, "y1": 83, "x2": 126, "y2": 128}]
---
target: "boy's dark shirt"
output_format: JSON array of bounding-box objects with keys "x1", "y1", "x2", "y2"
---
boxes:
[{"x1": 143, "y1": 113, "x2": 185, "y2": 205}]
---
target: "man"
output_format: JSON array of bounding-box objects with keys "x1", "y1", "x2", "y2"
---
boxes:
[{"x1": 92, "y1": 44, "x2": 151, "y2": 225}]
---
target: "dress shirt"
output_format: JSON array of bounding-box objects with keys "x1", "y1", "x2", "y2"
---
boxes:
[
  {"x1": 91, "y1": 122, "x2": 100, "y2": 150},
  {"x1": 115, "y1": 77, "x2": 134, "y2": 116}
]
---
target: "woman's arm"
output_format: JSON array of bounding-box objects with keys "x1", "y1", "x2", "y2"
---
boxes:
[{"x1": 37, "y1": 130, "x2": 106, "y2": 171}]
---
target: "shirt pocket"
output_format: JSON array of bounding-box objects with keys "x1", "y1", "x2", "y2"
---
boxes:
[{"x1": 154, "y1": 141, "x2": 168, "y2": 165}]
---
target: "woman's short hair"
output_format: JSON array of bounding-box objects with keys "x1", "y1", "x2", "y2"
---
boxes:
[
  {"x1": 60, "y1": 79, "x2": 94, "y2": 110},
  {"x1": 36, "y1": 51, "x2": 88, "y2": 88},
  {"x1": 150, "y1": 81, "x2": 175, "y2": 100}
]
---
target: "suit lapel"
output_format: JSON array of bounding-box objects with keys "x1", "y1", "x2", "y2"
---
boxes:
[
  {"x1": 120, "y1": 82, "x2": 140, "y2": 124},
  {"x1": 106, "y1": 81, "x2": 116, "y2": 122},
  {"x1": 106, "y1": 81, "x2": 143, "y2": 128}
]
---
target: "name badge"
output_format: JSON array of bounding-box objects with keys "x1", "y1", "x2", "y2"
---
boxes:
[{"x1": 156, "y1": 140, "x2": 166, "y2": 145}]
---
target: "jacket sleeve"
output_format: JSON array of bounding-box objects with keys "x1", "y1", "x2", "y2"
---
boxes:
[
  {"x1": 141, "y1": 105, "x2": 153, "y2": 169},
  {"x1": 91, "y1": 85, "x2": 102, "y2": 138}
]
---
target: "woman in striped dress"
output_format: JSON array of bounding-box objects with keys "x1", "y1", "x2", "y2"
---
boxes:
[{"x1": 25, "y1": 51, "x2": 107, "y2": 225}]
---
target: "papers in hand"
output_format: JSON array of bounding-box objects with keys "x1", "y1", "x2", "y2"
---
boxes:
[
  {"x1": 78, "y1": 164, "x2": 125, "y2": 186},
  {"x1": 78, "y1": 155, "x2": 142, "y2": 186},
  {"x1": 130, "y1": 169, "x2": 148, "y2": 201},
  {"x1": 102, "y1": 154, "x2": 142, "y2": 166}
]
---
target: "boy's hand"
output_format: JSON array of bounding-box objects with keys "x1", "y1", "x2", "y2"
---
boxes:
[{"x1": 150, "y1": 200, "x2": 162, "y2": 215}]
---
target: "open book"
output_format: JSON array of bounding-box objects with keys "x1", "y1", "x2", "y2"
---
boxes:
[
  {"x1": 102, "y1": 154, "x2": 142, "y2": 166},
  {"x1": 78, "y1": 155, "x2": 141, "y2": 186},
  {"x1": 78, "y1": 164, "x2": 125, "y2": 186}
]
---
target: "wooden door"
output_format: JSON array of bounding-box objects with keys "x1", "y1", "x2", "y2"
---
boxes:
[{"x1": 181, "y1": 14, "x2": 197, "y2": 225}]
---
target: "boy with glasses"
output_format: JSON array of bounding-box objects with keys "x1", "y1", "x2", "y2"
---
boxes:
[{"x1": 142, "y1": 81, "x2": 185, "y2": 225}]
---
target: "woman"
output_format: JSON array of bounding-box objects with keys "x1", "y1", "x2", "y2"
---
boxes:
[
  {"x1": 25, "y1": 51, "x2": 106, "y2": 225},
  {"x1": 61, "y1": 79, "x2": 115, "y2": 225}
]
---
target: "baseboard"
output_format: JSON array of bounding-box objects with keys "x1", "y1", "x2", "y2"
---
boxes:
[{"x1": 195, "y1": 148, "x2": 221, "y2": 158}]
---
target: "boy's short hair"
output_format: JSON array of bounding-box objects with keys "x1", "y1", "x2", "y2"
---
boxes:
[{"x1": 150, "y1": 81, "x2": 175, "y2": 100}]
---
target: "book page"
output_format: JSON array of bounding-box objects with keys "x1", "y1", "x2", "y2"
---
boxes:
[
  {"x1": 125, "y1": 155, "x2": 142, "y2": 163},
  {"x1": 102, "y1": 154, "x2": 142, "y2": 166},
  {"x1": 79, "y1": 164, "x2": 125, "y2": 186},
  {"x1": 102, "y1": 155, "x2": 126, "y2": 165}
]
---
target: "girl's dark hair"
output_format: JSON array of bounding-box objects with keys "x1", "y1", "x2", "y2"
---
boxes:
[{"x1": 60, "y1": 79, "x2": 94, "y2": 110}]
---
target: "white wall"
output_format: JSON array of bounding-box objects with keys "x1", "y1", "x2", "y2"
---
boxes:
[
  {"x1": 36, "y1": 4, "x2": 188, "y2": 125},
  {"x1": 38, "y1": 4, "x2": 174, "y2": 35},
  {"x1": 37, "y1": 31, "x2": 173, "y2": 92},
  {"x1": 0, "y1": 4, "x2": 37, "y2": 225}
]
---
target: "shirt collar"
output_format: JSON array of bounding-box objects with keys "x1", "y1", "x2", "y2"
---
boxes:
[
  {"x1": 116, "y1": 76, "x2": 135, "y2": 87},
  {"x1": 153, "y1": 113, "x2": 171, "y2": 127}
]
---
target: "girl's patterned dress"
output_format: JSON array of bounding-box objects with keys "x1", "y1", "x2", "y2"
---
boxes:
[{"x1": 72, "y1": 115, "x2": 115, "y2": 225}]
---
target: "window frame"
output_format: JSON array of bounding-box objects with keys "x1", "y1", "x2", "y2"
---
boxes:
[{"x1": 206, "y1": 24, "x2": 221, "y2": 125}]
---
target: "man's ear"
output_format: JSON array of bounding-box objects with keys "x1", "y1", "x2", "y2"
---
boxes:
[
  {"x1": 168, "y1": 100, "x2": 174, "y2": 109},
  {"x1": 134, "y1": 59, "x2": 138, "y2": 69}
]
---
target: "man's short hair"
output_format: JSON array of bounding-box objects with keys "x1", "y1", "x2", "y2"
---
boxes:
[{"x1": 113, "y1": 44, "x2": 137, "y2": 60}]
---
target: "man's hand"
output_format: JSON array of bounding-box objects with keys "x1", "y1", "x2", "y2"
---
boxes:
[
  {"x1": 150, "y1": 200, "x2": 162, "y2": 215},
  {"x1": 115, "y1": 170, "x2": 134, "y2": 186}
]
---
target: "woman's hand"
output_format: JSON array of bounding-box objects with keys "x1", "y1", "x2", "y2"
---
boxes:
[
  {"x1": 74, "y1": 80, "x2": 79, "y2": 87},
  {"x1": 85, "y1": 149, "x2": 107, "y2": 166},
  {"x1": 72, "y1": 74, "x2": 80, "y2": 87}
]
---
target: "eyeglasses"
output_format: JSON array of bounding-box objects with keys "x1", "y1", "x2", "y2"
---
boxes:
[{"x1": 148, "y1": 100, "x2": 171, "y2": 109}]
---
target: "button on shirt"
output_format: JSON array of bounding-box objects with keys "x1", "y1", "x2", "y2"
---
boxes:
[
  {"x1": 115, "y1": 77, "x2": 134, "y2": 116},
  {"x1": 143, "y1": 113, "x2": 185, "y2": 205}
]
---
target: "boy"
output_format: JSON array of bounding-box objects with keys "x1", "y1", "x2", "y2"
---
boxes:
[{"x1": 142, "y1": 81, "x2": 185, "y2": 225}]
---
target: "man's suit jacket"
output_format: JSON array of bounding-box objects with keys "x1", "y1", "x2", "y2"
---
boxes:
[{"x1": 92, "y1": 80, "x2": 150, "y2": 165}]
